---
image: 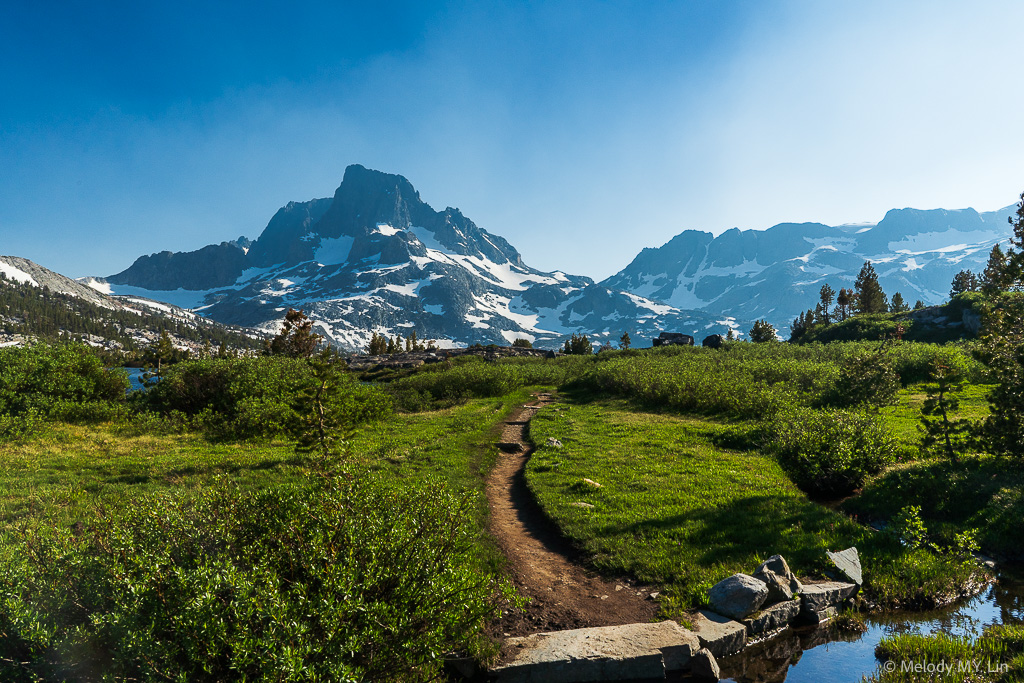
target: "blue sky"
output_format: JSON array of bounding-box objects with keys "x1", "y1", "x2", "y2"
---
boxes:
[{"x1": 3, "y1": 1, "x2": 1023, "y2": 280}]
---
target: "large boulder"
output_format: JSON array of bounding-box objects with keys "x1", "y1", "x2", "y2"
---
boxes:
[
  {"x1": 707, "y1": 574, "x2": 769, "y2": 620},
  {"x1": 702, "y1": 334, "x2": 725, "y2": 349},
  {"x1": 754, "y1": 567, "x2": 794, "y2": 604},
  {"x1": 754, "y1": 555, "x2": 802, "y2": 594}
]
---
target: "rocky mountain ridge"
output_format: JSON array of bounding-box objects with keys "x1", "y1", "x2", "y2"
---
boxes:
[
  {"x1": 602, "y1": 206, "x2": 1015, "y2": 330},
  {"x1": 93, "y1": 165, "x2": 745, "y2": 350}
]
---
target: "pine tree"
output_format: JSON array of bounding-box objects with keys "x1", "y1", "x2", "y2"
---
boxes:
[
  {"x1": 914, "y1": 299, "x2": 926, "y2": 310},
  {"x1": 890, "y1": 292, "x2": 909, "y2": 313},
  {"x1": 512, "y1": 338, "x2": 533, "y2": 348},
  {"x1": 949, "y1": 270, "x2": 979, "y2": 298},
  {"x1": 818, "y1": 283, "x2": 835, "y2": 324},
  {"x1": 367, "y1": 332, "x2": 387, "y2": 355},
  {"x1": 725, "y1": 328, "x2": 735, "y2": 341},
  {"x1": 981, "y1": 244, "x2": 1010, "y2": 294},
  {"x1": 563, "y1": 332, "x2": 592, "y2": 355},
  {"x1": 836, "y1": 288, "x2": 852, "y2": 321},
  {"x1": 267, "y1": 309, "x2": 321, "y2": 358},
  {"x1": 854, "y1": 261, "x2": 888, "y2": 314},
  {"x1": 748, "y1": 319, "x2": 776, "y2": 343},
  {"x1": 619, "y1": 331, "x2": 631, "y2": 350},
  {"x1": 919, "y1": 362, "x2": 973, "y2": 462}
]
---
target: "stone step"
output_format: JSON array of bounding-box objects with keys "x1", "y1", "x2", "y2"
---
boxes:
[
  {"x1": 491, "y1": 620, "x2": 698, "y2": 683},
  {"x1": 691, "y1": 610, "x2": 747, "y2": 658}
]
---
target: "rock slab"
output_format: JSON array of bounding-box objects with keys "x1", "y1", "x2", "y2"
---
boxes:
[
  {"x1": 707, "y1": 573, "x2": 769, "y2": 619},
  {"x1": 826, "y1": 547, "x2": 863, "y2": 585},
  {"x1": 741, "y1": 598, "x2": 801, "y2": 636},
  {"x1": 692, "y1": 610, "x2": 748, "y2": 658},
  {"x1": 691, "y1": 648, "x2": 721, "y2": 680},
  {"x1": 799, "y1": 581, "x2": 858, "y2": 614},
  {"x1": 492, "y1": 620, "x2": 698, "y2": 682}
]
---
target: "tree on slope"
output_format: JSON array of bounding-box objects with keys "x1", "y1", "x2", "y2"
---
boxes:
[
  {"x1": 749, "y1": 319, "x2": 776, "y2": 343},
  {"x1": 267, "y1": 309, "x2": 322, "y2": 358},
  {"x1": 950, "y1": 270, "x2": 979, "y2": 298},
  {"x1": 889, "y1": 292, "x2": 910, "y2": 313},
  {"x1": 979, "y1": 192, "x2": 1024, "y2": 457},
  {"x1": 854, "y1": 261, "x2": 888, "y2": 314},
  {"x1": 818, "y1": 283, "x2": 835, "y2": 324}
]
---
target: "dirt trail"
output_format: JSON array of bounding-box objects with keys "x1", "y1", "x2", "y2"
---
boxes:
[{"x1": 486, "y1": 393, "x2": 657, "y2": 637}]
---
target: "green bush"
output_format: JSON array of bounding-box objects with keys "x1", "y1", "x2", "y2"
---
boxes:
[
  {"x1": 0, "y1": 474, "x2": 513, "y2": 682},
  {"x1": 763, "y1": 407, "x2": 897, "y2": 496},
  {"x1": 141, "y1": 357, "x2": 391, "y2": 439},
  {"x1": 0, "y1": 343, "x2": 128, "y2": 437}
]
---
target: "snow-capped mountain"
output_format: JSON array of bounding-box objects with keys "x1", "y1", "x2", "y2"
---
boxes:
[
  {"x1": 91, "y1": 165, "x2": 742, "y2": 350},
  {"x1": 601, "y1": 205, "x2": 1016, "y2": 330}
]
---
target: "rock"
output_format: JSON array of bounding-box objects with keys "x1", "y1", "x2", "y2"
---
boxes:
[
  {"x1": 797, "y1": 605, "x2": 838, "y2": 626},
  {"x1": 799, "y1": 581, "x2": 858, "y2": 614},
  {"x1": 754, "y1": 555, "x2": 802, "y2": 594},
  {"x1": 702, "y1": 334, "x2": 725, "y2": 349},
  {"x1": 582, "y1": 478, "x2": 602, "y2": 488},
  {"x1": 826, "y1": 547, "x2": 863, "y2": 586},
  {"x1": 547, "y1": 437, "x2": 563, "y2": 448},
  {"x1": 691, "y1": 648, "x2": 721, "y2": 680},
  {"x1": 753, "y1": 567, "x2": 794, "y2": 604},
  {"x1": 491, "y1": 620, "x2": 698, "y2": 682},
  {"x1": 571, "y1": 502, "x2": 595, "y2": 509},
  {"x1": 741, "y1": 598, "x2": 801, "y2": 636},
  {"x1": 691, "y1": 610, "x2": 747, "y2": 657},
  {"x1": 708, "y1": 574, "x2": 769, "y2": 620}
]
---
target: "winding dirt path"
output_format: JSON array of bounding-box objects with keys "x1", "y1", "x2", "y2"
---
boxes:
[{"x1": 486, "y1": 393, "x2": 658, "y2": 637}]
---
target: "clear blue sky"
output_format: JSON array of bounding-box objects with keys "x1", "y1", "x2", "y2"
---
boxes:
[{"x1": 3, "y1": 0, "x2": 1023, "y2": 280}]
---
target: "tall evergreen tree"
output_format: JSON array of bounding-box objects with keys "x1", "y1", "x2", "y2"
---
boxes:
[
  {"x1": 749, "y1": 319, "x2": 776, "y2": 343},
  {"x1": 618, "y1": 331, "x2": 631, "y2": 349},
  {"x1": 889, "y1": 292, "x2": 909, "y2": 313},
  {"x1": 854, "y1": 261, "x2": 888, "y2": 314},
  {"x1": 981, "y1": 243, "x2": 1010, "y2": 294},
  {"x1": 818, "y1": 283, "x2": 835, "y2": 324},
  {"x1": 949, "y1": 270, "x2": 979, "y2": 298},
  {"x1": 836, "y1": 288, "x2": 853, "y2": 321},
  {"x1": 267, "y1": 309, "x2": 321, "y2": 358}
]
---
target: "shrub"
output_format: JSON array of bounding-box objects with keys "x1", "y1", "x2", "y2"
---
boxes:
[
  {"x1": 141, "y1": 357, "x2": 391, "y2": 440},
  {"x1": 0, "y1": 474, "x2": 513, "y2": 682},
  {"x1": 0, "y1": 342, "x2": 128, "y2": 436},
  {"x1": 763, "y1": 407, "x2": 897, "y2": 497}
]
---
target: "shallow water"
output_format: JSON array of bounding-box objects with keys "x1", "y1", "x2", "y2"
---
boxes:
[{"x1": 720, "y1": 573, "x2": 1024, "y2": 683}]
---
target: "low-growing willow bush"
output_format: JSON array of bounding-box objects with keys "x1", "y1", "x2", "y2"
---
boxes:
[
  {"x1": 763, "y1": 407, "x2": 897, "y2": 497},
  {"x1": 0, "y1": 473, "x2": 514, "y2": 682},
  {"x1": 385, "y1": 355, "x2": 587, "y2": 410},
  {"x1": 139, "y1": 356, "x2": 392, "y2": 439},
  {"x1": 0, "y1": 342, "x2": 129, "y2": 438}
]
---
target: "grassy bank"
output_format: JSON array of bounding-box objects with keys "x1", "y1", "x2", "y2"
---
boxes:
[
  {"x1": 524, "y1": 399, "x2": 977, "y2": 615},
  {"x1": 867, "y1": 625, "x2": 1024, "y2": 682}
]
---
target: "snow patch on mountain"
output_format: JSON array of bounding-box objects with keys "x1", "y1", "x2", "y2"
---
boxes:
[{"x1": 0, "y1": 262, "x2": 38, "y2": 286}]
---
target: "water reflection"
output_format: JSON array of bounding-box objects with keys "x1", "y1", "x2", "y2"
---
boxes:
[{"x1": 720, "y1": 574, "x2": 1024, "y2": 683}]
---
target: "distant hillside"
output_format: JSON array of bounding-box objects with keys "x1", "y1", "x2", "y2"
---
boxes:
[{"x1": 0, "y1": 255, "x2": 260, "y2": 355}]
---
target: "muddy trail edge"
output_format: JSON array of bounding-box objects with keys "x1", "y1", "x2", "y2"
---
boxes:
[{"x1": 486, "y1": 392, "x2": 658, "y2": 637}]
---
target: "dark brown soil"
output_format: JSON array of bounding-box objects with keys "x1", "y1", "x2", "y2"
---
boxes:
[{"x1": 486, "y1": 393, "x2": 658, "y2": 637}]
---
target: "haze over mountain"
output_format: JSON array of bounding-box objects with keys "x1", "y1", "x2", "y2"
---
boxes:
[
  {"x1": 87, "y1": 166, "x2": 739, "y2": 350},
  {"x1": 602, "y1": 206, "x2": 1016, "y2": 329}
]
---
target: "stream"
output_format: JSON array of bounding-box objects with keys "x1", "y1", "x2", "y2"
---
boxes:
[{"x1": 719, "y1": 572, "x2": 1024, "y2": 682}]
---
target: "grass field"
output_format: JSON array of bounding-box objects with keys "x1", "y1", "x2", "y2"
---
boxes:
[{"x1": 523, "y1": 397, "x2": 977, "y2": 614}]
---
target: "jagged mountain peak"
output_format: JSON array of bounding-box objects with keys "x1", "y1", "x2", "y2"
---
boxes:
[{"x1": 96, "y1": 165, "x2": 714, "y2": 350}]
